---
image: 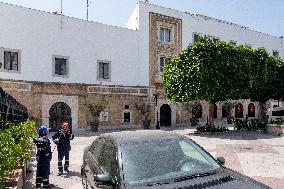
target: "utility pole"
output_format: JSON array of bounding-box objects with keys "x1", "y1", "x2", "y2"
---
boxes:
[
  {"x1": 60, "y1": 0, "x2": 63, "y2": 14},
  {"x1": 153, "y1": 93, "x2": 160, "y2": 129},
  {"x1": 60, "y1": 0, "x2": 63, "y2": 30},
  {"x1": 86, "y1": 0, "x2": 89, "y2": 21}
]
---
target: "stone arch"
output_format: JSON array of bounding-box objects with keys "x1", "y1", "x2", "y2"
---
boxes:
[
  {"x1": 42, "y1": 95, "x2": 78, "y2": 132},
  {"x1": 157, "y1": 100, "x2": 176, "y2": 127},
  {"x1": 49, "y1": 102, "x2": 72, "y2": 131}
]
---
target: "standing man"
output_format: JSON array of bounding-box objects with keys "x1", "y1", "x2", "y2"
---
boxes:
[
  {"x1": 52, "y1": 122, "x2": 74, "y2": 176},
  {"x1": 33, "y1": 126, "x2": 54, "y2": 188}
]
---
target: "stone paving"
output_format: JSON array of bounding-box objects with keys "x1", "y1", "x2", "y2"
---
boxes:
[
  {"x1": 24, "y1": 128, "x2": 284, "y2": 189},
  {"x1": 180, "y1": 130, "x2": 284, "y2": 189}
]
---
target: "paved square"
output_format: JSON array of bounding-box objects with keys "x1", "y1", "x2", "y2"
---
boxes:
[{"x1": 24, "y1": 129, "x2": 284, "y2": 189}]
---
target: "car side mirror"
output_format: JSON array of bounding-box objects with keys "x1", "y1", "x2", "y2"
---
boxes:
[
  {"x1": 94, "y1": 173, "x2": 113, "y2": 185},
  {"x1": 217, "y1": 156, "x2": 225, "y2": 165}
]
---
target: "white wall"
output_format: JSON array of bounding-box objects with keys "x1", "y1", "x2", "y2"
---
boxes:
[
  {"x1": 126, "y1": 3, "x2": 140, "y2": 30},
  {"x1": 138, "y1": 2, "x2": 284, "y2": 59},
  {"x1": 0, "y1": 3, "x2": 147, "y2": 87},
  {"x1": 0, "y1": 2, "x2": 283, "y2": 88}
]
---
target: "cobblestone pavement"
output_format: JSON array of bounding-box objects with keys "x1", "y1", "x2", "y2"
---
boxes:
[{"x1": 25, "y1": 128, "x2": 284, "y2": 189}]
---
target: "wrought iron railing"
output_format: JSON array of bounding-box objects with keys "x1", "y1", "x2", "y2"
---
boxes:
[{"x1": 0, "y1": 87, "x2": 28, "y2": 129}]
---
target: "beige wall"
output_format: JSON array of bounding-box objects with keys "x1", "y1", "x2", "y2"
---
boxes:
[
  {"x1": 0, "y1": 79, "x2": 268, "y2": 130},
  {"x1": 0, "y1": 79, "x2": 150, "y2": 131}
]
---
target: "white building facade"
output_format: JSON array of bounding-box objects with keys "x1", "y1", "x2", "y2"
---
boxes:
[{"x1": 0, "y1": 2, "x2": 283, "y2": 131}]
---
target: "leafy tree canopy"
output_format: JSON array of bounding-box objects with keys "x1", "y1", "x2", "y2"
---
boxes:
[{"x1": 162, "y1": 35, "x2": 284, "y2": 104}]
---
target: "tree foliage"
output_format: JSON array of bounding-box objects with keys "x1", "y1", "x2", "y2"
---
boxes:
[
  {"x1": 0, "y1": 120, "x2": 37, "y2": 187},
  {"x1": 162, "y1": 36, "x2": 284, "y2": 105}
]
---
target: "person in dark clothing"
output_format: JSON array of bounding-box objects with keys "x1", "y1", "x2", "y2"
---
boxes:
[
  {"x1": 33, "y1": 126, "x2": 54, "y2": 188},
  {"x1": 52, "y1": 122, "x2": 74, "y2": 176}
]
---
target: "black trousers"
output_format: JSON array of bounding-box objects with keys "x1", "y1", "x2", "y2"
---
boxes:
[
  {"x1": 35, "y1": 158, "x2": 50, "y2": 188},
  {"x1": 58, "y1": 148, "x2": 70, "y2": 172}
]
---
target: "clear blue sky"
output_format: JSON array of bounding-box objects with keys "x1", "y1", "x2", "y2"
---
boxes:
[{"x1": 1, "y1": 0, "x2": 283, "y2": 37}]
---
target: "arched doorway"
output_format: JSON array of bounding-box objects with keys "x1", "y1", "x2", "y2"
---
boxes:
[
  {"x1": 160, "y1": 104, "x2": 171, "y2": 126},
  {"x1": 248, "y1": 103, "x2": 255, "y2": 117},
  {"x1": 49, "y1": 102, "x2": 72, "y2": 132},
  {"x1": 235, "y1": 103, "x2": 243, "y2": 118},
  {"x1": 222, "y1": 102, "x2": 231, "y2": 118}
]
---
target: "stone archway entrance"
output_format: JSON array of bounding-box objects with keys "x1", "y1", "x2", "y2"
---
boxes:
[
  {"x1": 49, "y1": 102, "x2": 72, "y2": 132},
  {"x1": 160, "y1": 104, "x2": 171, "y2": 126}
]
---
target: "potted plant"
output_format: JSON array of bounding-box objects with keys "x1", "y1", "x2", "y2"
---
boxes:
[
  {"x1": 88, "y1": 104, "x2": 104, "y2": 132},
  {"x1": 227, "y1": 116, "x2": 233, "y2": 124},
  {"x1": 135, "y1": 103, "x2": 151, "y2": 129}
]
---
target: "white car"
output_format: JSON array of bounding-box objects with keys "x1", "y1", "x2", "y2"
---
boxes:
[{"x1": 271, "y1": 106, "x2": 284, "y2": 121}]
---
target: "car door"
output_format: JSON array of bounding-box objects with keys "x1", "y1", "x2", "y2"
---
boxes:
[
  {"x1": 98, "y1": 140, "x2": 119, "y2": 189},
  {"x1": 85, "y1": 137, "x2": 105, "y2": 188}
]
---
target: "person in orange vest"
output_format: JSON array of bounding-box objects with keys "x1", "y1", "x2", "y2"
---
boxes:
[{"x1": 52, "y1": 122, "x2": 74, "y2": 176}]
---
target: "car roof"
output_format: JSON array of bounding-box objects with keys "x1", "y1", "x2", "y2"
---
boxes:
[
  {"x1": 101, "y1": 130, "x2": 184, "y2": 144},
  {"x1": 273, "y1": 106, "x2": 284, "y2": 111}
]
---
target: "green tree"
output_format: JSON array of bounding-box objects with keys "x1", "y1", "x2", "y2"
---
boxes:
[
  {"x1": 162, "y1": 35, "x2": 284, "y2": 126},
  {"x1": 248, "y1": 48, "x2": 284, "y2": 116}
]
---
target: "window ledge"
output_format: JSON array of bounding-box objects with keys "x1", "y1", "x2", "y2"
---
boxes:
[
  {"x1": 97, "y1": 78, "x2": 111, "y2": 82},
  {"x1": 52, "y1": 74, "x2": 69, "y2": 78},
  {"x1": 0, "y1": 69, "x2": 21, "y2": 74},
  {"x1": 158, "y1": 41, "x2": 174, "y2": 46}
]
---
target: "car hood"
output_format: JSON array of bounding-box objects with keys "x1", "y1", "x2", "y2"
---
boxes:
[{"x1": 126, "y1": 169, "x2": 271, "y2": 189}]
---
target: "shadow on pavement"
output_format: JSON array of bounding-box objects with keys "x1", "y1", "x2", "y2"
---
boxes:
[
  {"x1": 74, "y1": 125, "x2": 193, "y2": 137},
  {"x1": 62, "y1": 170, "x2": 81, "y2": 179},
  {"x1": 188, "y1": 130, "x2": 282, "y2": 140}
]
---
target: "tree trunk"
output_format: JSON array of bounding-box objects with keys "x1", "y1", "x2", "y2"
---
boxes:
[
  {"x1": 258, "y1": 101, "x2": 268, "y2": 124},
  {"x1": 208, "y1": 100, "x2": 215, "y2": 128}
]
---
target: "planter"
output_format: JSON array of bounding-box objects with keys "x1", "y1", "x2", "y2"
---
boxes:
[
  {"x1": 90, "y1": 122, "x2": 99, "y2": 132},
  {"x1": 227, "y1": 117, "x2": 233, "y2": 124},
  {"x1": 5, "y1": 168, "x2": 22, "y2": 189},
  {"x1": 266, "y1": 124, "x2": 284, "y2": 136},
  {"x1": 142, "y1": 120, "x2": 151, "y2": 129}
]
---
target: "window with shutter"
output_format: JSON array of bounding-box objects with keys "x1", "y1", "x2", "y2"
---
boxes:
[
  {"x1": 97, "y1": 60, "x2": 111, "y2": 81},
  {"x1": 159, "y1": 57, "x2": 171, "y2": 73},
  {"x1": 53, "y1": 55, "x2": 69, "y2": 77},
  {"x1": 193, "y1": 33, "x2": 201, "y2": 43},
  {"x1": 273, "y1": 50, "x2": 279, "y2": 57},
  {"x1": 160, "y1": 27, "x2": 171, "y2": 43},
  {"x1": 99, "y1": 62, "x2": 104, "y2": 78},
  {"x1": 4, "y1": 51, "x2": 18, "y2": 71},
  {"x1": 55, "y1": 58, "x2": 67, "y2": 75}
]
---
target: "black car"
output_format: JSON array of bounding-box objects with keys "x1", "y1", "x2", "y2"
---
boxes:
[{"x1": 81, "y1": 130, "x2": 271, "y2": 189}]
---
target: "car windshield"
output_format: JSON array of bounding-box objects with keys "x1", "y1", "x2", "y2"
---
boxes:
[{"x1": 120, "y1": 138, "x2": 221, "y2": 186}]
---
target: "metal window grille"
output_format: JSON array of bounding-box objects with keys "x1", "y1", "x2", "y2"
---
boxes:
[
  {"x1": 99, "y1": 62, "x2": 109, "y2": 79},
  {"x1": 4, "y1": 51, "x2": 18, "y2": 70},
  {"x1": 55, "y1": 58, "x2": 67, "y2": 75}
]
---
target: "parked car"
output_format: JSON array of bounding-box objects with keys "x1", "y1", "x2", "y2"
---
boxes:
[
  {"x1": 271, "y1": 106, "x2": 284, "y2": 121},
  {"x1": 81, "y1": 130, "x2": 271, "y2": 189}
]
